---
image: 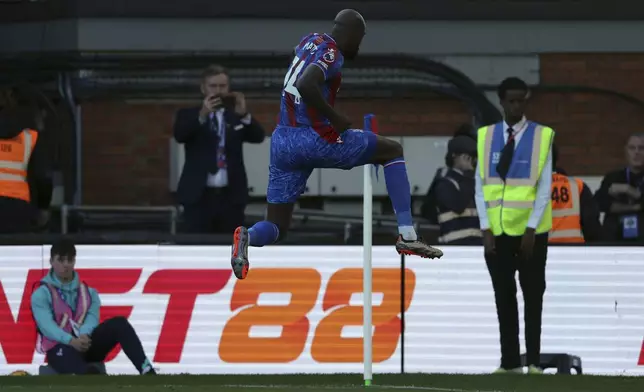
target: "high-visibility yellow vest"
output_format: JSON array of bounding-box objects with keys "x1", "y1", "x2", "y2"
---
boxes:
[{"x1": 477, "y1": 121, "x2": 554, "y2": 236}]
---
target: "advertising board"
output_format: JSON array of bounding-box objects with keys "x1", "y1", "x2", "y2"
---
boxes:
[{"x1": 0, "y1": 245, "x2": 642, "y2": 376}]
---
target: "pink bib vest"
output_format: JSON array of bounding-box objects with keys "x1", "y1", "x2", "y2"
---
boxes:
[{"x1": 36, "y1": 282, "x2": 91, "y2": 354}]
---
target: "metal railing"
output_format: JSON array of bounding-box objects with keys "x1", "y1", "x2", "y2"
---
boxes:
[
  {"x1": 289, "y1": 208, "x2": 438, "y2": 242},
  {"x1": 59, "y1": 204, "x2": 438, "y2": 241}
]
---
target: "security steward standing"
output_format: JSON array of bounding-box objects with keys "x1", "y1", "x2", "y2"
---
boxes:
[
  {"x1": 0, "y1": 104, "x2": 51, "y2": 233},
  {"x1": 435, "y1": 135, "x2": 482, "y2": 245},
  {"x1": 421, "y1": 124, "x2": 476, "y2": 224},
  {"x1": 474, "y1": 77, "x2": 554, "y2": 375},
  {"x1": 549, "y1": 144, "x2": 603, "y2": 243}
]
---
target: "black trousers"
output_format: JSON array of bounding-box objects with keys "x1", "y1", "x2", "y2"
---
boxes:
[
  {"x1": 181, "y1": 187, "x2": 245, "y2": 233},
  {"x1": 485, "y1": 233, "x2": 548, "y2": 369},
  {"x1": 46, "y1": 317, "x2": 149, "y2": 375},
  {"x1": 0, "y1": 197, "x2": 37, "y2": 233}
]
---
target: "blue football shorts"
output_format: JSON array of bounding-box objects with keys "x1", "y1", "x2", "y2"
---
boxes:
[{"x1": 266, "y1": 125, "x2": 378, "y2": 204}]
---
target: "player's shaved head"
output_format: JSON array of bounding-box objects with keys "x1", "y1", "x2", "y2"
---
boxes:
[
  {"x1": 331, "y1": 9, "x2": 366, "y2": 60},
  {"x1": 334, "y1": 9, "x2": 366, "y2": 31}
]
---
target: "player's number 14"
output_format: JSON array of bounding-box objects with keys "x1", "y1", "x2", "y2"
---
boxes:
[{"x1": 283, "y1": 57, "x2": 305, "y2": 104}]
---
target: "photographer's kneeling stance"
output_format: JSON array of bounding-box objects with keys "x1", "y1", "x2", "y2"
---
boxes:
[{"x1": 31, "y1": 238, "x2": 156, "y2": 375}]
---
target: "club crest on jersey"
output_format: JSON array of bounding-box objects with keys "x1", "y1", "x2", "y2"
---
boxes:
[{"x1": 323, "y1": 49, "x2": 336, "y2": 63}]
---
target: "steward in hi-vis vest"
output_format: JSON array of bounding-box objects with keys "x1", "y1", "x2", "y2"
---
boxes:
[
  {"x1": 477, "y1": 121, "x2": 553, "y2": 236},
  {"x1": 549, "y1": 173, "x2": 584, "y2": 243},
  {"x1": 548, "y1": 143, "x2": 603, "y2": 244},
  {"x1": 0, "y1": 128, "x2": 38, "y2": 202},
  {"x1": 435, "y1": 135, "x2": 482, "y2": 245},
  {"x1": 0, "y1": 105, "x2": 53, "y2": 233},
  {"x1": 474, "y1": 77, "x2": 554, "y2": 376}
]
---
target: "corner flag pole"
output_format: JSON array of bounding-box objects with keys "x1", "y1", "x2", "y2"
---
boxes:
[{"x1": 362, "y1": 114, "x2": 377, "y2": 387}]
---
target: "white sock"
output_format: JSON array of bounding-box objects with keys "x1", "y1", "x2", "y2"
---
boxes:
[{"x1": 399, "y1": 226, "x2": 417, "y2": 241}]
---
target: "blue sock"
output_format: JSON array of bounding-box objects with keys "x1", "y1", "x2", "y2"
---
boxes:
[
  {"x1": 384, "y1": 157, "x2": 417, "y2": 241},
  {"x1": 248, "y1": 220, "x2": 280, "y2": 247}
]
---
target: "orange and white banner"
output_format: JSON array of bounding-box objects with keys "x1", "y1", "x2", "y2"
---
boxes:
[{"x1": 0, "y1": 245, "x2": 643, "y2": 376}]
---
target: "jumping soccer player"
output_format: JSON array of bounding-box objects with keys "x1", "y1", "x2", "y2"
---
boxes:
[{"x1": 231, "y1": 9, "x2": 443, "y2": 279}]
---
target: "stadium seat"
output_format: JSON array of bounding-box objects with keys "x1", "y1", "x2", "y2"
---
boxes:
[
  {"x1": 38, "y1": 362, "x2": 107, "y2": 375},
  {"x1": 520, "y1": 353, "x2": 583, "y2": 374}
]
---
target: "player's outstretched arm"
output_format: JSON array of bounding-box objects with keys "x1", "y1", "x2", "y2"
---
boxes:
[{"x1": 295, "y1": 65, "x2": 345, "y2": 127}]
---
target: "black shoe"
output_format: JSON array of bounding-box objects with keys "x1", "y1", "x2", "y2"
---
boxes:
[{"x1": 395, "y1": 235, "x2": 444, "y2": 259}]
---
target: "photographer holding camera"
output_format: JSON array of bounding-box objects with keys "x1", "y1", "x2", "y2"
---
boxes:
[{"x1": 174, "y1": 64, "x2": 265, "y2": 233}]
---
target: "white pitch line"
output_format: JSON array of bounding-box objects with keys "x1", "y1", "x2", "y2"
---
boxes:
[
  {"x1": 377, "y1": 385, "x2": 503, "y2": 392},
  {"x1": 222, "y1": 384, "x2": 503, "y2": 392},
  {"x1": 0, "y1": 383, "x2": 504, "y2": 392}
]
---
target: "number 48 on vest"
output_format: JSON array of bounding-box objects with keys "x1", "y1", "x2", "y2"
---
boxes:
[{"x1": 551, "y1": 185, "x2": 570, "y2": 203}]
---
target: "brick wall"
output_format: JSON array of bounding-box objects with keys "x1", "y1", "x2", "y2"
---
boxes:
[
  {"x1": 536, "y1": 53, "x2": 644, "y2": 175},
  {"x1": 81, "y1": 97, "x2": 469, "y2": 205},
  {"x1": 81, "y1": 54, "x2": 644, "y2": 205}
]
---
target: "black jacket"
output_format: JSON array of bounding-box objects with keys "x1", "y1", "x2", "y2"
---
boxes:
[
  {"x1": 420, "y1": 166, "x2": 449, "y2": 224},
  {"x1": 434, "y1": 168, "x2": 482, "y2": 245},
  {"x1": 594, "y1": 168, "x2": 644, "y2": 242},
  {"x1": 173, "y1": 107, "x2": 265, "y2": 206}
]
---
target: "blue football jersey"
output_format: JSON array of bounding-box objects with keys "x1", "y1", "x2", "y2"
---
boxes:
[{"x1": 277, "y1": 33, "x2": 344, "y2": 142}]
